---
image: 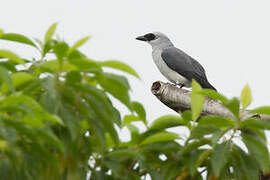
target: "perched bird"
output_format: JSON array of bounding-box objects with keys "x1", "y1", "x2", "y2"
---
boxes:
[{"x1": 136, "y1": 32, "x2": 216, "y2": 91}]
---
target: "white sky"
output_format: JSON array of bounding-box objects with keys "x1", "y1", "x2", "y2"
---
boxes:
[{"x1": 1, "y1": 0, "x2": 270, "y2": 140}]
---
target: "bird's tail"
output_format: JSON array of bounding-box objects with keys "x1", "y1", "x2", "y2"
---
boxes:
[
  {"x1": 203, "y1": 82, "x2": 217, "y2": 91},
  {"x1": 191, "y1": 75, "x2": 217, "y2": 91}
]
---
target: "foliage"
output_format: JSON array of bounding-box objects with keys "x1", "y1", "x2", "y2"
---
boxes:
[{"x1": 0, "y1": 24, "x2": 270, "y2": 180}]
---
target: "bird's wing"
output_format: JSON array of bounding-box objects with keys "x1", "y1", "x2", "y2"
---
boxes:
[{"x1": 161, "y1": 47, "x2": 216, "y2": 90}]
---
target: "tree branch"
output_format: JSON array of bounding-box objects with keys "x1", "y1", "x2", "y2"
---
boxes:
[{"x1": 151, "y1": 81, "x2": 270, "y2": 120}]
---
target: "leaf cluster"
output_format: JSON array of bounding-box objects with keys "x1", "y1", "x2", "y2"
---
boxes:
[{"x1": 0, "y1": 24, "x2": 139, "y2": 179}]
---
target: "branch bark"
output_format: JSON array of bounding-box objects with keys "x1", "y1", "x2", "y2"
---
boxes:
[{"x1": 151, "y1": 81, "x2": 270, "y2": 120}]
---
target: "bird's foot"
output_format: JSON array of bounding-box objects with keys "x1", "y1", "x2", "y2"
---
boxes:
[
  {"x1": 168, "y1": 82, "x2": 185, "y2": 88},
  {"x1": 173, "y1": 83, "x2": 184, "y2": 88}
]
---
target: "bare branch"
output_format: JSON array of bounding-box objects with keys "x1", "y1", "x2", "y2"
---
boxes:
[{"x1": 151, "y1": 81, "x2": 270, "y2": 120}]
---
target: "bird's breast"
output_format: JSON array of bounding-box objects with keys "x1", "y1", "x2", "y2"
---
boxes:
[{"x1": 152, "y1": 50, "x2": 190, "y2": 87}]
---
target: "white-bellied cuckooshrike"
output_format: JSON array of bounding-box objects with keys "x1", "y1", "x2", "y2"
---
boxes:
[{"x1": 136, "y1": 32, "x2": 216, "y2": 91}]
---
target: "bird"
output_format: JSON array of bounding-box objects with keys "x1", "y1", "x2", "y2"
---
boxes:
[{"x1": 136, "y1": 32, "x2": 217, "y2": 91}]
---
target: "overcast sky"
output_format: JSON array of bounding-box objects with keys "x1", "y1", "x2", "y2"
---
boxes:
[{"x1": 1, "y1": 0, "x2": 270, "y2": 138}]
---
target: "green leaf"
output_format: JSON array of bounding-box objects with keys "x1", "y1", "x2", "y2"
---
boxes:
[
  {"x1": 1, "y1": 72, "x2": 35, "y2": 94},
  {"x1": 132, "y1": 101, "x2": 146, "y2": 123},
  {"x1": 181, "y1": 110, "x2": 192, "y2": 122},
  {"x1": 105, "y1": 133, "x2": 115, "y2": 149},
  {"x1": 232, "y1": 145, "x2": 260, "y2": 180},
  {"x1": 22, "y1": 114, "x2": 44, "y2": 127},
  {"x1": 199, "y1": 89, "x2": 228, "y2": 104},
  {"x1": 240, "y1": 84, "x2": 252, "y2": 109},
  {"x1": 141, "y1": 141, "x2": 181, "y2": 153},
  {"x1": 196, "y1": 149, "x2": 212, "y2": 168},
  {"x1": 0, "y1": 33, "x2": 37, "y2": 48},
  {"x1": 211, "y1": 141, "x2": 230, "y2": 177},
  {"x1": 127, "y1": 124, "x2": 140, "y2": 142},
  {"x1": 67, "y1": 36, "x2": 90, "y2": 55},
  {"x1": 0, "y1": 49, "x2": 24, "y2": 64},
  {"x1": 99, "y1": 60, "x2": 140, "y2": 78},
  {"x1": 0, "y1": 29, "x2": 3, "y2": 37},
  {"x1": 106, "y1": 149, "x2": 137, "y2": 159},
  {"x1": 181, "y1": 138, "x2": 210, "y2": 154},
  {"x1": 186, "y1": 149, "x2": 200, "y2": 176},
  {"x1": 199, "y1": 116, "x2": 236, "y2": 129},
  {"x1": 58, "y1": 102, "x2": 81, "y2": 141},
  {"x1": 0, "y1": 94, "x2": 63, "y2": 126},
  {"x1": 250, "y1": 128, "x2": 267, "y2": 142},
  {"x1": 211, "y1": 129, "x2": 228, "y2": 145},
  {"x1": 140, "y1": 132, "x2": 180, "y2": 145},
  {"x1": 242, "y1": 133, "x2": 269, "y2": 173},
  {"x1": 191, "y1": 80, "x2": 204, "y2": 121},
  {"x1": 250, "y1": 106, "x2": 270, "y2": 115},
  {"x1": 20, "y1": 79, "x2": 42, "y2": 97},
  {"x1": 149, "y1": 115, "x2": 184, "y2": 130},
  {"x1": 98, "y1": 73, "x2": 132, "y2": 110},
  {"x1": 37, "y1": 128, "x2": 63, "y2": 151},
  {"x1": 79, "y1": 84, "x2": 120, "y2": 144},
  {"x1": 80, "y1": 119, "x2": 90, "y2": 130},
  {"x1": 44, "y1": 114, "x2": 63, "y2": 125},
  {"x1": 69, "y1": 58, "x2": 101, "y2": 73},
  {"x1": 0, "y1": 140, "x2": 7, "y2": 150},
  {"x1": 38, "y1": 60, "x2": 77, "y2": 73},
  {"x1": 102, "y1": 160, "x2": 125, "y2": 179},
  {"x1": 9, "y1": 71, "x2": 35, "y2": 86},
  {"x1": 190, "y1": 125, "x2": 219, "y2": 139},
  {"x1": 0, "y1": 66, "x2": 14, "y2": 92},
  {"x1": 53, "y1": 41, "x2": 69, "y2": 59},
  {"x1": 240, "y1": 118, "x2": 270, "y2": 130},
  {"x1": 224, "y1": 97, "x2": 240, "y2": 118},
  {"x1": 0, "y1": 61, "x2": 17, "y2": 72},
  {"x1": 66, "y1": 71, "x2": 82, "y2": 84},
  {"x1": 68, "y1": 49, "x2": 86, "y2": 59},
  {"x1": 122, "y1": 115, "x2": 141, "y2": 127},
  {"x1": 42, "y1": 39, "x2": 57, "y2": 56},
  {"x1": 44, "y1": 22, "x2": 58, "y2": 43},
  {"x1": 41, "y1": 76, "x2": 60, "y2": 114}
]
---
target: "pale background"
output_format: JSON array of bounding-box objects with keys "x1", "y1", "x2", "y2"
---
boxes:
[{"x1": 1, "y1": 0, "x2": 270, "y2": 141}]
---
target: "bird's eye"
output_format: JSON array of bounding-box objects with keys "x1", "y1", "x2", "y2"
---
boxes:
[{"x1": 144, "y1": 33, "x2": 156, "y2": 41}]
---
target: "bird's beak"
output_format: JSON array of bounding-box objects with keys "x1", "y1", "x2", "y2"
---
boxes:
[{"x1": 136, "y1": 35, "x2": 147, "y2": 41}]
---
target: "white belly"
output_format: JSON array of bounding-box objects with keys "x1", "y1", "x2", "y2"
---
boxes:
[{"x1": 152, "y1": 50, "x2": 191, "y2": 87}]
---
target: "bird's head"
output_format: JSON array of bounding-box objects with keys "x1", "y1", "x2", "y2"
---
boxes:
[{"x1": 136, "y1": 32, "x2": 174, "y2": 48}]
